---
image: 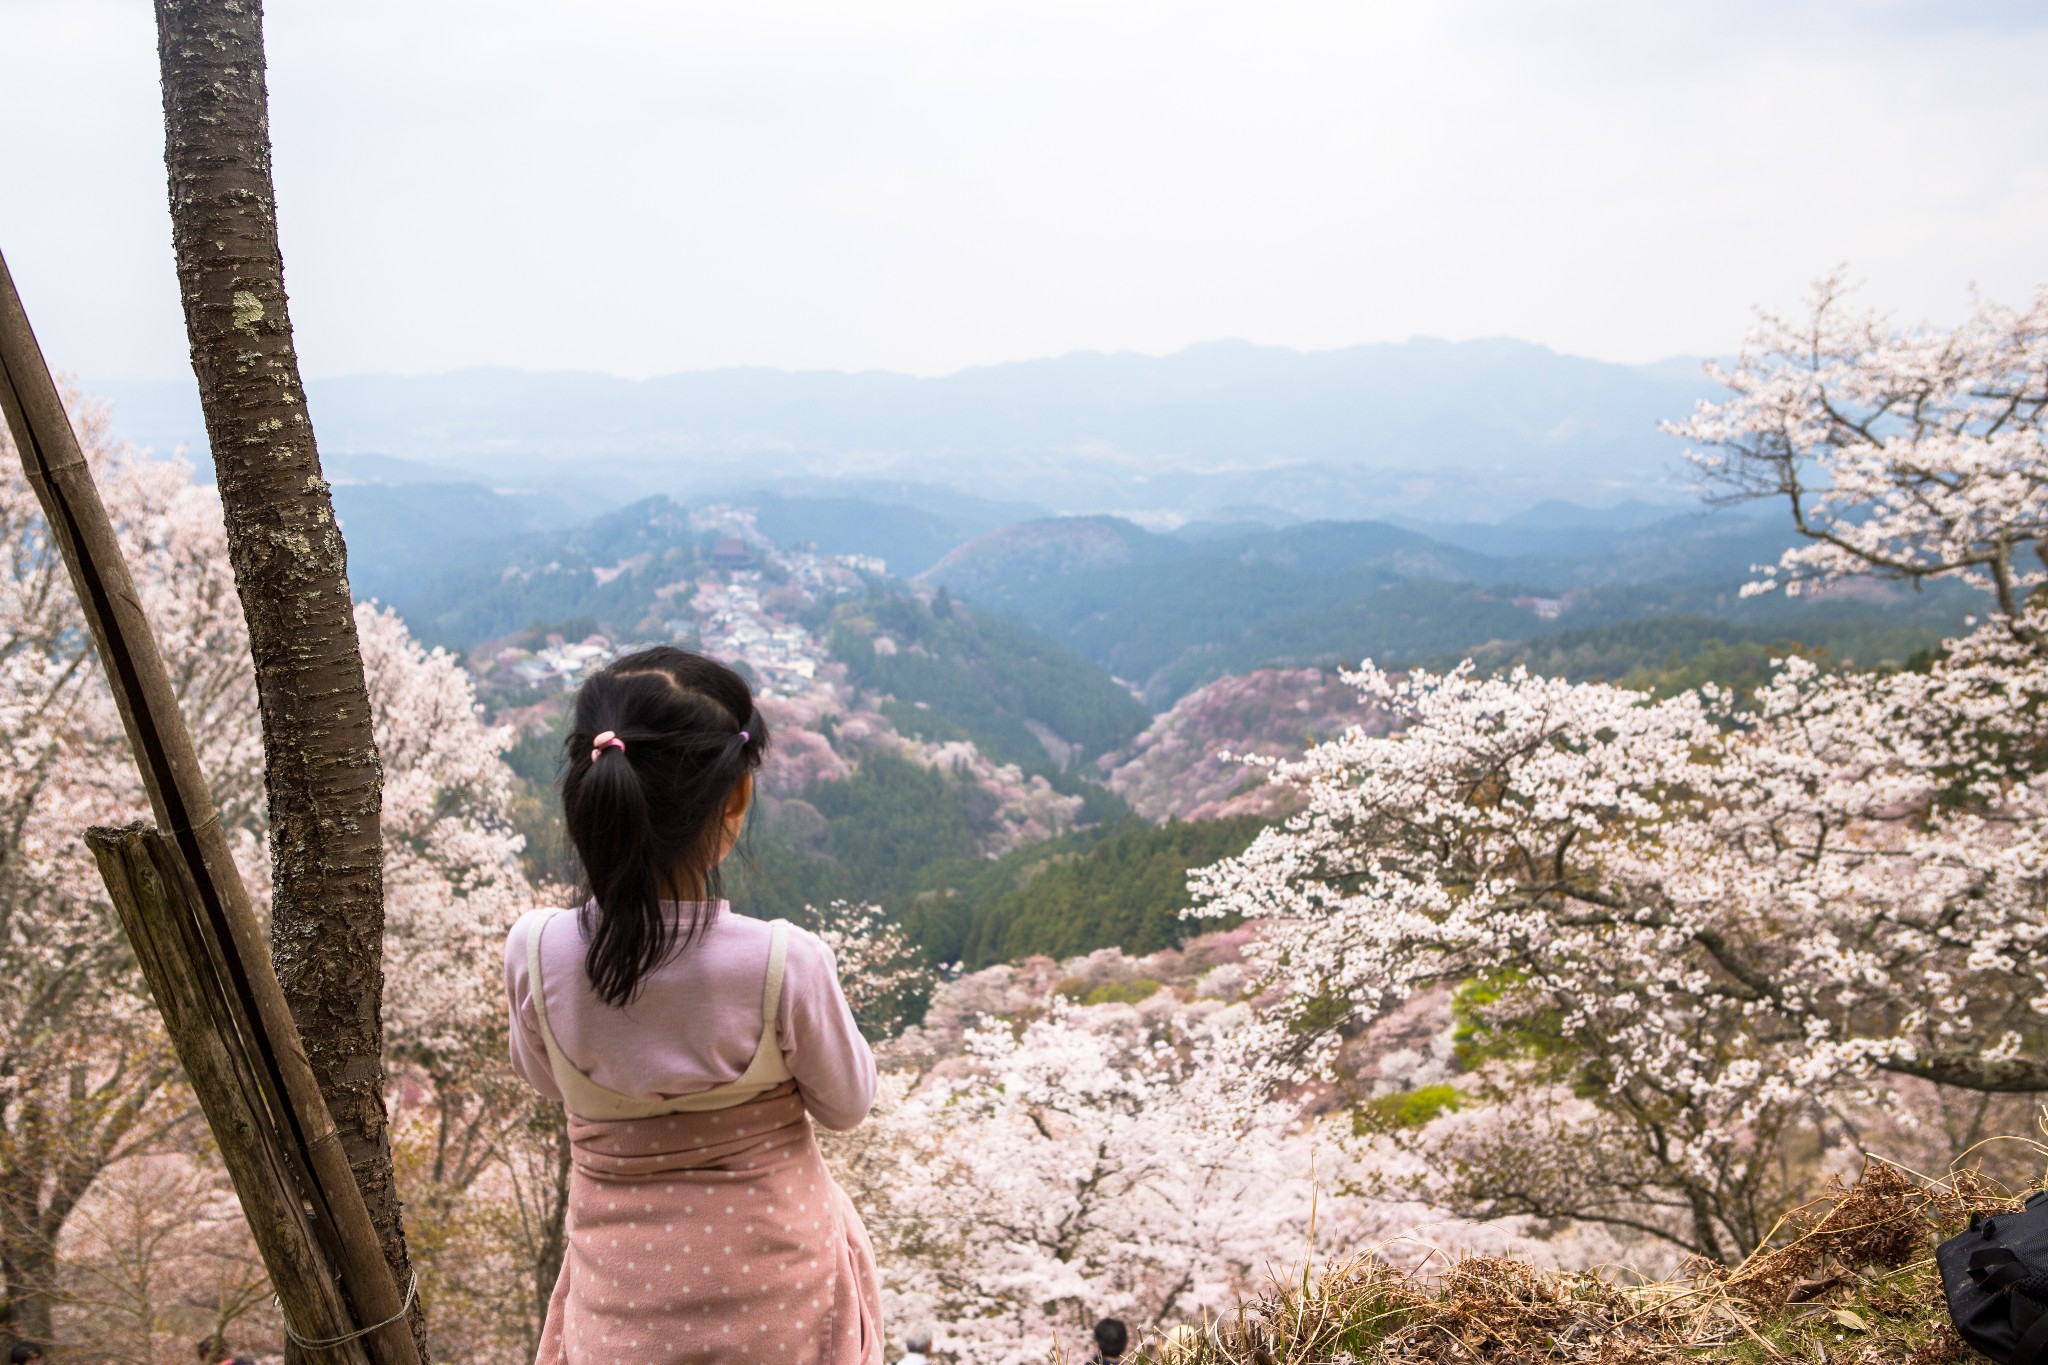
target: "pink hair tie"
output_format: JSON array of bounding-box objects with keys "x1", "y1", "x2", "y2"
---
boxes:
[
  {"x1": 738, "y1": 730, "x2": 750, "y2": 743},
  {"x1": 590, "y1": 730, "x2": 625, "y2": 763}
]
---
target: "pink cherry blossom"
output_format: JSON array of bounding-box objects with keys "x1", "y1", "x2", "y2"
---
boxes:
[{"x1": 1190, "y1": 277, "x2": 2048, "y2": 1258}]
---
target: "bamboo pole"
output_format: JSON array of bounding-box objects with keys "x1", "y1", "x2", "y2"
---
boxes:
[{"x1": 0, "y1": 251, "x2": 422, "y2": 1365}]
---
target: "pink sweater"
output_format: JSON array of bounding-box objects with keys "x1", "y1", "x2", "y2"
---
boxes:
[{"x1": 503, "y1": 902, "x2": 877, "y2": 1131}]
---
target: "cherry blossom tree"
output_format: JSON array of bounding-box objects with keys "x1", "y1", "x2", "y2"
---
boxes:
[
  {"x1": 1670, "y1": 275, "x2": 2048, "y2": 1100},
  {"x1": 803, "y1": 900, "x2": 930, "y2": 1039},
  {"x1": 1191, "y1": 277, "x2": 2048, "y2": 1262},
  {"x1": 0, "y1": 398, "x2": 530, "y2": 1345},
  {"x1": 836, "y1": 993, "x2": 1354, "y2": 1364},
  {"x1": 54, "y1": 1151, "x2": 277, "y2": 1364},
  {"x1": 359, "y1": 604, "x2": 533, "y2": 1193},
  {"x1": 0, "y1": 402, "x2": 239, "y2": 1343},
  {"x1": 1672, "y1": 270, "x2": 2048, "y2": 624}
]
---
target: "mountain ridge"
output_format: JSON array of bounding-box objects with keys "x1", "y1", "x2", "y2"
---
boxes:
[{"x1": 93, "y1": 334, "x2": 1715, "y2": 524}]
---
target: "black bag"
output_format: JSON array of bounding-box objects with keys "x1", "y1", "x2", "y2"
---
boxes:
[{"x1": 1939, "y1": 1191, "x2": 2048, "y2": 1363}]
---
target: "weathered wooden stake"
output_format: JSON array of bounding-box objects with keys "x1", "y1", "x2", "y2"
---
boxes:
[
  {"x1": 87, "y1": 826, "x2": 372, "y2": 1365},
  {"x1": 0, "y1": 252, "x2": 421, "y2": 1365}
]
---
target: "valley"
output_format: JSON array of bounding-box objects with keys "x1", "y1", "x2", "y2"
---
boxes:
[{"x1": 330, "y1": 463, "x2": 1972, "y2": 978}]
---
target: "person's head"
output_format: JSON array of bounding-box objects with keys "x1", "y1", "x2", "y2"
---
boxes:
[
  {"x1": 561, "y1": 647, "x2": 768, "y2": 1006},
  {"x1": 1093, "y1": 1319, "x2": 1128, "y2": 1360},
  {"x1": 11, "y1": 1342, "x2": 44, "y2": 1365},
  {"x1": 904, "y1": 1327, "x2": 933, "y2": 1355}
]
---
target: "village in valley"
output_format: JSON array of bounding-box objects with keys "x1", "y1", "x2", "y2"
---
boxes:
[{"x1": 476, "y1": 506, "x2": 868, "y2": 700}]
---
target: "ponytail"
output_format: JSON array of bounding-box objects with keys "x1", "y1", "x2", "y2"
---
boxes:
[{"x1": 559, "y1": 648, "x2": 769, "y2": 1006}]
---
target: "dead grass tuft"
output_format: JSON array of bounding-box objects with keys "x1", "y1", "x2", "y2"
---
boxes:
[{"x1": 1139, "y1": 1161, "x2": 2024, "y2": 1365}]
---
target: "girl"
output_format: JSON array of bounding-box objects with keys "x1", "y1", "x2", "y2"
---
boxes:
[{"x1": 505, "y1": 647, "x2": 883, "y2": 1364}]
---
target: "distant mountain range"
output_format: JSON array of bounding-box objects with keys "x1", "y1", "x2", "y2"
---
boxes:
[{"x1": 95, "y1": 335, "x2": 1716, "y2": 524}]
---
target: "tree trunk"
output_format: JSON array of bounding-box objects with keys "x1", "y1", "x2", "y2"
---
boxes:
[
  {"x1": 0, "y1": 1077, "x2": 161, "y2": 1355},
  {"x1": 0, "y1": 1234, "x2": 56, "y2": 1350},
  {"x1": 152, "y1": 1, "x2": 418, "y2": 1346}
]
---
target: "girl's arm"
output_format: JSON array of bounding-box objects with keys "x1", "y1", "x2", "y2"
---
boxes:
[{"x1": 778, "y1": 927, "x2": 878, "y2": 1131}]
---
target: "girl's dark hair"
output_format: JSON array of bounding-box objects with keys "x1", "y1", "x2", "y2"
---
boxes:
[{"x1": 560, "y1": 647, "x2": 768, "y2": 1006}]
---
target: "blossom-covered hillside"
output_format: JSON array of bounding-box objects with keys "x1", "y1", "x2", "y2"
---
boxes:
[{"x1": 1098, "y1": 666, "x2": 1384, "y2": 821}]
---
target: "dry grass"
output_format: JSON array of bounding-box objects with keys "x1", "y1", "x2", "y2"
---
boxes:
[{"x1": 1138, "y1": 1162, "x2": 2022, "y2": 1365}]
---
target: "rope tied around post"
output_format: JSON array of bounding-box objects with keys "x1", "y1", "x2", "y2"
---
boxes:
[{"x1": 281, "y1": 1273, "x2": 420, "y2": 1352}]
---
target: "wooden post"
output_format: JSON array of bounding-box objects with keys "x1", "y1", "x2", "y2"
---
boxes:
[
  {"x1": 87, "y1": 826, "x2": 372, "y2": 1365},
  {"x1": 0, "y1": 252, "x2": 422, "y2": 1365}
]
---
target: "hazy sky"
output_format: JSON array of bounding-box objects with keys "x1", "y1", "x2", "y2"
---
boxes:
[{"x1": 2, "y1": 0, "x2": 2044, "y2": 381}]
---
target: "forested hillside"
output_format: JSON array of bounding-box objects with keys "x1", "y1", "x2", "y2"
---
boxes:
[
  {"x1": 374, "y1": 479, "x2": 1971, "y2": 714},
  {"x1": 817, "y1": 587, "x2": 1150, "y2": 769},
  {"x1": 391, "y1": 495, "x2": 715, "y2": 648},
  {"x1": 1099, "y1": 667, "x2": 1382, "y2": 821},
  {"x1": 935, "y1": 816, "x2": 1267, "y2": 967},
  {"x1": 745, "y1": 487, "x2": 1035, "y2": 576},
  {"x1": 734, "y1": 804, "x2": 1265, "y2": 968},
  {"x1": 334, "y1": 479, "x2": 589, "y2": 605},
  {"x1": 921, "y1": 506, "x2": 1969, "y2": 701},
  {"x1": 1445, "y1": 613, "x2": 1951, "y2": 687}
]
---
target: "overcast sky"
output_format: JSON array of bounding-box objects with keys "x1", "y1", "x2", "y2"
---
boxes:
[{"x1": 2, "y1": 0, "x2": 2044, "y2": 382}]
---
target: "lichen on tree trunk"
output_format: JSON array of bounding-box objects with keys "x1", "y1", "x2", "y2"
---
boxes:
[{"x1": 152, "y1": 0, "x2": 421, "y2": 1350}]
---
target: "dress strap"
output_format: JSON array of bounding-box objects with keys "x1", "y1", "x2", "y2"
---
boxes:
[
  {"x1": 525, "y1": 910, "x2": 571, "y2": 1074},
  {"x1": 760, "y1": 919, "x2": 790, "y2": 1047},
  {"x1": 728, "y1": 920, "x2": 792, "y2": 1089}
]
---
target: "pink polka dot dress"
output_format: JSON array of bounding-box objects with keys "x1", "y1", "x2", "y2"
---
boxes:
[{"x1": 508, "y1": 907, "x2": 884, "y2": 1365}]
